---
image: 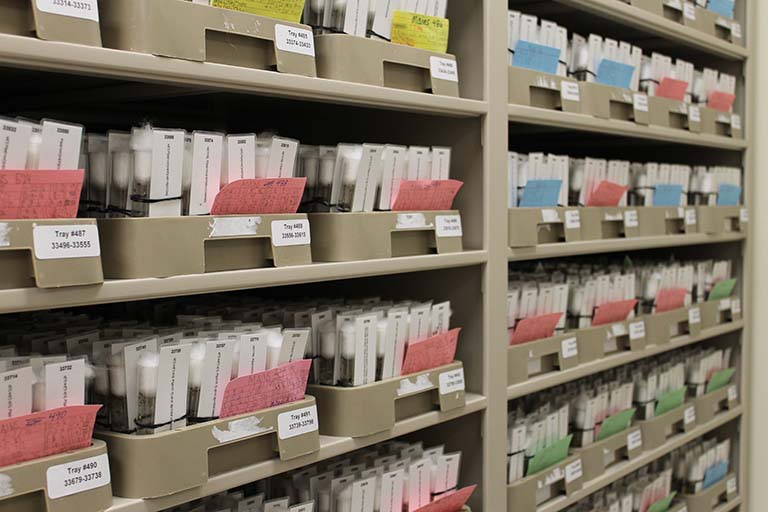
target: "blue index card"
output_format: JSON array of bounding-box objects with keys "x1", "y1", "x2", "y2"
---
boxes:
[
  {"x1": 596, "y1": 59, "x2": 635, "y2": 89},
  {"x1": 717, "y1": 183, "x2": 741, "y2": 206},
  {"x1": 703, "y1": 460, "x2": 729, "y2": 489},
  {"x1": 653, "y1": 184, "x2": 683, "y2": 207},
  {"x1": 520, "y1": 179, "x2": 562, "y2": 207},
  {"x1": 513, "y1": 40, "x2": 560, "y2": 75},
  {"x1": 708, "y1": 0, "x2": 734, "y2": 18}
]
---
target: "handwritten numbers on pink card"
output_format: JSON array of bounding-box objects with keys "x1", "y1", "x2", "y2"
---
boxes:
[
  {"x1": 509, "y1": 313, "x2": 563, "y2": 345},
  {"x1": 585, "y1": 181, "x2": 628, "y2": 207},
  {"x1": 391, "y1": 180, "x2": 463, "y2": 211},
  {"x1": 413, "y1": 485, "x2": 477, "y2": 512},
  {"x1": 0, "y1": 170, "x2": 84, "y2": 219},
  {"x1": 401, "y1": 328, "x2": 461, "y2": 375},
  {"x1": 211, "y1": 178, "x2": 306, "y2": 215},
  {"x1": 592, "y1": 299, "x2": 638, "y2": 326},
  {"x1": 219, "y1": 359, "x2": 311, "y2": 418}
]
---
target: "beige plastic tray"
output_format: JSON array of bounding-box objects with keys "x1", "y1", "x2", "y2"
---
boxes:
[
  {"x1": 98, "y1": 214, "x2": 311, "y2": 279},
  {"x1": 507, "y1": 66, "x2": 581, "y2": 113},
  {"x1": 314, "y1": 34, "x2": 459, "y2": 97},
  {"x1": 683, "y1": 472, "x2": 739, "y2": 512},
  {"x1": 308, "y1": 211, "x2": 462, "y2": 262},
  {"x1": 579, "y1": 82, "x2": 650, "y2": 125},
  {"x1": 0, "y1": 0, "x2": 101, "y2": 45},
  {"x1": 0, "y1": 219, "x2": 104, "y2": 289},
  {"x1": 700, "y1": 297, "x2": 741, "y2": 329},
  {"x1": 96, "y1": 396, "x2": 320, "y2": 499},
  {"x1": 696, "y1": 206, "x2": 744, "y2": 235},
  {"x1": 694, "y1": 385, "x2": 739, "y2": 425},
  {"x1": 0, "y1": 441, "x2": 112, "y2": 512},
  {"x1": 507, "y1": 208, "x2": 581, "y2": 247},
  {"x1": 660, "y1": 206, "x2": 699, "y2": 235},
  {"x1": 579, "y1": 207, "x2": 648, "y2": 241},
  {"x1": 575, "y1": 425, "x2": 643, "y2": 482},
  {"x1": 699, "y1": 108, "x2": 743, "y2": 139},
  {"x1": 644, "y1": 305, "x2": 703, "y2": 345},
  {"x1": 307, "y1": 361, "x2": 465, "y2": 437},
  {"x1": 508, "y1": 333, "x2": 579, "y2": 385},
  {"x1": 637, "y1": 402, "x2": 696, "y2": 450},
  {"x1": 98, "y1": 0, "x2": 316, "y2": 76},
  {"x1": 577, "y1": 316, "x2": 648, "y2": 361},
  {"x1": 649, "y1": 96, "x2": 699, "y2": 132},
  {"x1": 506, "y1": 454, "x2": 584, "y2": 511}
]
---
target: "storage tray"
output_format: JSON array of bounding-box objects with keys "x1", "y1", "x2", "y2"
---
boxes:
[
  {"x1": 579, "y1": 83, "x2": 650, "y2": 125},
  {"x1": 98, "y1": 214, "x2": 311, "y2": 279},
  {"x1": 99, "y1": 0, "x2": 316, "y2": 76},
  {"x1": 637, "y1": 402, "x2": 696, "y2": 450},
  {"x1": 696, "y1": 206, "x2": 744, "y2": 235},
  {"x1": 579, "y1": 207, "x2": 652, "y2": 241},
  {"x1": 508, "y1": 333, "x2": 579, "y2": 385},
  {"x1": 96, "y1": 396, "x2": 320, "y2": 499},
  {"x1": 308, "y1": 211, "x2": 462, "y2": 262},
  {"x1": 700, "y1": 297, "x2": 741, "y2": 329},
  {"x1": 661, "y1": 206, "x2": 699, "y2": 235},
  {"x1": 0, "y1": 0, "x2": 101, "y2": 45},
  {"x1": 307, "y1": 361, "x2": 465, "y2": 437},
  {"x1": 0, "y1": 219, "x2": 104, "y2": 289},
  {"x1": 644, "y1": 305, "x2": 703, "y2": 346},
  {"x1": 0, "y1": 441, "x2": 112, "y2": 512},
  {"x1": 699, "y1": 108, "x2": 743, "y2": 139},
  {"x1": 694, "y1": 384, "x2": 739, "y2": 425},
  {"x1": 683, "y1": 472, "x2": 739, "y2": 512},
  {"x1": 506, "y1": 455, "x2": 584, "y2": 511},
  {"x1": 507, "y1": 66, "x2": 581, "y2": 113},
  {"x1": 575, "y1": 426, "x2": 643, "y2": 481},
  {"x1": 649, "y1": 96, "x2": 698, "y2": 132},
  {"x1": 507, "y1": 208, "x2": 581, "y2": 247},
  {"x1": 314, "y1": 34, "x2": 459, "y2": 97},
  {"x1": 577, "y1": 316, "x2": 648, "y2": 361}
]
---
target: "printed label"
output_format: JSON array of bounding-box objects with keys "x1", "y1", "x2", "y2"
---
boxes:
[
  {"x1": 731, "y1": 114, "x2": 741, "y2": 130},
  {"x1": 624, "y1": 209, "x2": 639, "y2": 228},
  {"x1": 564, "y1": 209, "x2": 581, "y2": 229},
  {"x1": 728, "y1": 385, "x2": 738, "y2": 402},
  {"x1": 633, "y1": 93, "x2": 649, "y2": 112},
  {"x1": 688, "y1": 307, "x2": 701, "y2": 325},
  {"x1": 731, "y1": 298, "x2": 741, "y2": 315},
  {"x1": 629, "y1": 320, "x2": 645, "y2": 340},
  {"x1": 688, "y1": 105, "x2": 701, "y2": 124},
  {"x1": 46, "y1": 453, "x2": 110, "y2": 499},
  {"x1": 684, "y1": 406, "x2": 696, "y2": 425},
  {"x1": 561, "y1": 81, "x2": 580, "y2": 102},
  {"x1": 271, "y1": 219, "x2": 310, "y2": 247},
  {"x1": 35, "y1": 0, "x2": 98, "y2": 22},
  {"x1": 277, "y1": 405, "x2": 318, "y2": 440},
  {"x1": 683, "y1": 2, "x2": 696, "y2": 19},
  {"x1": 727, "y1": 477, "x2": 737, "y2": 494},
  {"x1": 731, "y1": 21, "x2": 742, "y2": 38},
  {"x1": 627, "y1": 430, "x2": 642, "y2": 451},
  {"x1": 685, "y1": 208, "x2": 697, "y2": 226},
  {"x1": 564, "y1": 459, "x2": 582, "y2": 483},
  {"x1": 439, "y1": 368, "x2": 465, "y2": 395},
  {"x1": 719, "y1": 298, "x2": 731, "y2": 311},
  {"x1": 740, "y1": 208, "x2": 748, "y2": 223},
  {"x1": 274, "y1": 24, "x2": 315, "y2": 57},
  {"x1": 430, "y1": 56, "x2": 459, "y2": 82},
  {"x1": 435, "y1": 215, "x2": 463, "y2": 238},
  {"x1": 561, "y1": 337, "x2": 578, "y2": 359},
  {"x1": 33, "y1": 224, "x2": 100, "y2": 260}
]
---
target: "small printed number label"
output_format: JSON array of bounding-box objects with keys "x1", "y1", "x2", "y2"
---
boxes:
[
  {"x1": 277, "y1": 405, "x2": 318, "y2": 440},
  {"x1": 46, "y1": 453, "x2": 110, "y2": 499},
  {"x1": 627, "y1": 430, "x2": 642, "y2": 451},
  {"x1": 36, "y1": 0, "x2": 99, "y2": 21},
  {"x1": 275, "y1": 25, "x2": 315, "y2": 57},
  {"x1": 439, "y1": 368, "x2": 465, "y2": 395},
  {"x1": 629, "y1": 321, "x2": 645, "y2": 340},
  {"x1": 33, "y1": 224, "x2": 101, "y2": 260},
  {"x1": 561, "y1": 81, "x2": 580, "y2": 103},
  {"x1": 561, "y1": 337, "x2": 578, "y2": 359},
  {"x1": 435, "y1": 215, "x2": 463, "y2": 238},
  {"x1": 684, "y1": 406, "x2": 696, "y2": 425},
  {"x1": 688, "y1": 307, "x2": 701, "y2": 325},
  {"x1": 565, "y1": 210, "x2": 581, "y2": 230},
  {"x1": 565, "y1": 459, "x2": 582, "y2": 483},
  {"x1": 430, "y1": 57, "x2": 459, "y2": 82},
  {"x1": 271, "y1": 220, "x2": 311, "y2": 247}
]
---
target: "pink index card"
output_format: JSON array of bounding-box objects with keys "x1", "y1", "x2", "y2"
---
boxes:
[
  {"x1": 509, "y1": 312, "x2": 563, "y2": 345},
  {"x1": 707, "y1": 91, "x2": 736, "y2": 112},
  {"x1": 211, "y1": 178, "x2": 306, "y2": 215},
  {"x1": 655, "y1": 78, "x2": 688, "y2": 101},
  {"x1": 219, "y1": 359, "x2": 311, "y2": 418},
  {"x1": 592, "y1": 299, "x2": 638, "y2": 326},
  {"x1": 391, "y1": 180, "x2": 463, "y2": 211},
  {"x1": 655, "y1": 287, "x2": 687, "y2": 313},
  {"x1": 585, "y1": 180, "x2": 628, "y2": 207},
  {"x1": 0, "y1": 404, "x2": 100, "y2": 467},
  {"x1": 0, "y1": 170, "x2": 84, "y2": 219},
  {"x1": 401, "y1": 328, "x2": 461, "y2": 375},
  {"x1": 414, "y1": 485, "x2": 477, "y2": 512}
]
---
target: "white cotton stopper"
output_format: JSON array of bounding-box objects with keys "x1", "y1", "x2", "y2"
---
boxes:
[
  {"x1": 254, "y1": 143, "x2": 270, "y2": 179},
  {"x1": 26, "y1": 127, "x2": 42, "y2": 170},
  {"x1": 266, "y1": 330, "x2": 283, "y2": 370},
  {"x1": 32, "y1": 375, "x2": 45, "y2": 412},
  {"x1": 231, "y1": 339, "x2": 241, "y2": 379},
  {"x1": 182, "y1": 135, "x2": 193, "y2": 194},
  {"x1": 341, "y1": 323, "x2": 356, "y2": 359},
  {"x1": 304, "y1": 156, "x2": 319, "y2": 187},
  {"x1": 95, "y1": 365, "x2": 110, "y2": 395},
  {"x1": 112, "y1": 151, "x2": 132, "y2": 189},
  {"x1": 700, "y1": 173, "x2": 714, "y2": 194},
  {"x1": 189, "y1": 343, "x2": 207, "y2": 388},
  {"x1": 108, "y1": 353, "x2": 127, "y2": 397},
  {"x1": 336, "y1": 484, "x2": 353, "y2": 512},
  {"x1": 319, "y1": 154, "x2": 336, "y2": 186},
  {"x1": 575, "y1": 45, "x2": 589, "y2": 72},
  {"x1": 320, "y1": 322, "x2": 336, "y2": 359},
  {"x1": 90, "y1": 152, "x2": 108, "y2": 190},
  {"x1": 84, "y1": 364, "x2": 95, "y2": 384},
  {"x1": 376, "y1": 319, "x2": 389, "y2": 358},
  {"x1": 342, "y1": 151, "x2": 362, "y2": 186},
  {"x1": 130, "y1": 125, "x2": 154, "y2": 184},
  {"x1": 138, "y1": 352, "x2": 160, "y2": 396}
]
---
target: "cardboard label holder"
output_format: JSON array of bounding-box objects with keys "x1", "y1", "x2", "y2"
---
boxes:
[
  {"x1": 307, "y1": 361, "x2": 465, "y2": 438},
  {"x1": 699, "y1": 108, "x2": 743, "y2": 139},
  {"x1": 506, "y1": 454, "x2": 584, "y2": 511},
  {"x1": 575, "y1": 426, "x2": 643, "y2": 482},
  {"x1": 694, "y1": 385, "x2": 739, "y2": 424},
  {"x1": 579, "y1": 82, "x2": 650, "y2": 124},
  {"x1": 0, "y1": 440, "x2": 112, "y2": 512},
  {"x1": 0, "y1": 219, "x2": 104, "y2": 290},
  {"x1": 0, "y1": 0, "x2": 102, "y2": 45},
  {"x1": 98, "y1": 0, "x2": 317, "y2": 76},
  {"x1": 507, "y1": 208, "x2": 581, "y2": 247},
  {"x1": 507, "y1": 66, "x2": 581, "y2": 113},
  {"x1": 683, "y1": 472, "x2": 739, "y2": 512},
  {"x1": 98, "y1": 214, "x2": 311, "y2": 279},
  {"x1": 314, "y1": 34, "x2": 460, "y2": 97},
  {"x1": 96, "y1": 396, "x2": 320, "y2": 499},
  {"x1": 700, "y1": 297, "x2": 740, "y2": 329},
  {"x1": 308, "y1": 211, "x2": 462, "y2": 262},
  {"x1": 507, "y1": 333, "x2": 578, "y2": 385},
  {"x1": 637, "y1": 402, "x2": 694, "y2": 450},
  {"x1": 695, "y1": 206, "x2": 743, "y2": 234}
]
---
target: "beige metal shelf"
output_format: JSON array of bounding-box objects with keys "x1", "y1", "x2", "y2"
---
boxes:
[
  {"x1": 106, "y1": 393, "x2": 487, "y2": 512},
  {"x1": 508, "y1": 105, "x2": 747, "y2": 150},
  {"x1": 0, "y1": 250, "x2": 488, "y2": 314},
  {"x1": 508, "y1": 320, "x2": 743, "y2": 400},
  {"x1": 536, "y1": 407, "x2": 743, "y2": 512},
  {"x1": 508, "y1": 233, "x2": 746, "y2": 261},
  {"x1": 0, "y1": 34, "x2": 488, "y2": 118},
  {"x1": 563, "y1": 0, "x2": 748, "y2": 60}
]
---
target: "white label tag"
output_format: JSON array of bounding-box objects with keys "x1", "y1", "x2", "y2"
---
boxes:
[
  {"x1": 689, "y1": 105, "x2": 701, "y2": 123},
  {"x1": 731, "y1": 21, "x2": 742, "y2": 38},
  {"x1": 560, "y1": 81, "x2": 580, "y2": 102},
  {"x1": 46, "y1": 453, "x2": 110, "y2": 499},
  {"x1": 0, "y1": 367, "x2": 33, "y2": 419},
  {"x1": 685, "y1": 208, "x2": 697, "y2": 226},
  {"x1": 633, "y1": 93, "x2": 649, "y2": 112},
  {"x1": 740, "y1": 208, "x2": 748, "y2": 223},
  {"x1": 624, "y1": 209, "x2": 639, "y2": 228},
  {"x1": 728, "y1": 385, "x2": 738, "y2": 401},
  {"x1": 435, "y1": 215, "x2": 463, "y2": 238},
  {"x1": 561, "y1": 337, "x2": 578, "y2": 359},
  {"x1": 274, "y1": 24, "x2": 315, "y2": 56},
  {"x1": 439, "y1": 368, "x2": 465, "y2": 395},
  {"x1": 688, "y1": 307, "x2": 701, "y2": 325},
  {"x1": 0, "y1": 120, "x2": 32, "y2": 170},
  {"x1": 33, "y1": 224, "x2": 100, "y2": 260},
  {"x1": 627, "y1": 430, "x2": 642, "y2": 451},
  {"x1": 719, "y1": 298, "x2": 731, "y2": 311},
  {"x1": 683, "y1": 2, "x2": 696, "y2": 19},
  {"x1": 565, "y1": 209, "x2": 581, "y2": 229},
  {"x1": 430, "y1": 56, "x2": 459, "y2": 82},
  {"x1": 684, "y1": 406, "x2": 696, "y2": 425},
  {"x1": 44, "y1": 359, "x2": 85, "y2": 409},
  {"x1": 189, "y1": 132, "x2": 224, "y2": 215},
  {"x1": 731, "y1": 114, "x2": 742, "y2": 130},
  {"x1": 611, "y1": 323, "x2": 628, "y2": 337},
  {"x1": 727, "y1": 477, "x2": 737, "y2": 494},
  {"x1": 351, "y1": 477, "x2": 377, "y2": 512},
  {"x1": 564, "y1": 459, "x2": 582, "y2": 483},
  {"x1": 629, "y1": 320, "x2": 645, "y2": 340},
  {"x1": 271, "y1": 219, "x2": 310, "y2": 247},
  {"x1": 35, "y1": 0, "x2": 98, "y2": 22},
  {"x1": 277, "y1": 405, "x2": 318, "y2": 440},
  {"x1": 396, "y1": 213, "x2": 430, "y2": 229},
  {"x1": 732, "y1": 298, "x2": 741, "y2": 315}
]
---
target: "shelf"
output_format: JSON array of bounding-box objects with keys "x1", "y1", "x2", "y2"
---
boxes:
[
  {"x1": 508, "y1": 320, "x2": 743, "y2": 400},
  {"x1": 508, "y1": 232, "x2": 746, "y2": 262},
  {"x1": 562, "y1": 0, "x2": 748, "y2": 60},
  {"x1": 0, "y1": 250, "x2": 487, "y2": 314},
  {"x1": 0, "y1": 34, "x2": 488, "y2": 118},
  {"x1": 106, "y1": 393, "x2": 487, "y2": 512},
  {"x1": 536, "y1": 407, "x2": 743, "y2": 512},
  {"x1": 508, "y1": 105, "x2": 747, "y2": 150}
]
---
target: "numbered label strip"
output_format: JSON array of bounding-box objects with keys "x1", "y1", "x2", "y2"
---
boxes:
[{"x1": 46, "y1": 453, "x2": 110, "y2": 499}]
